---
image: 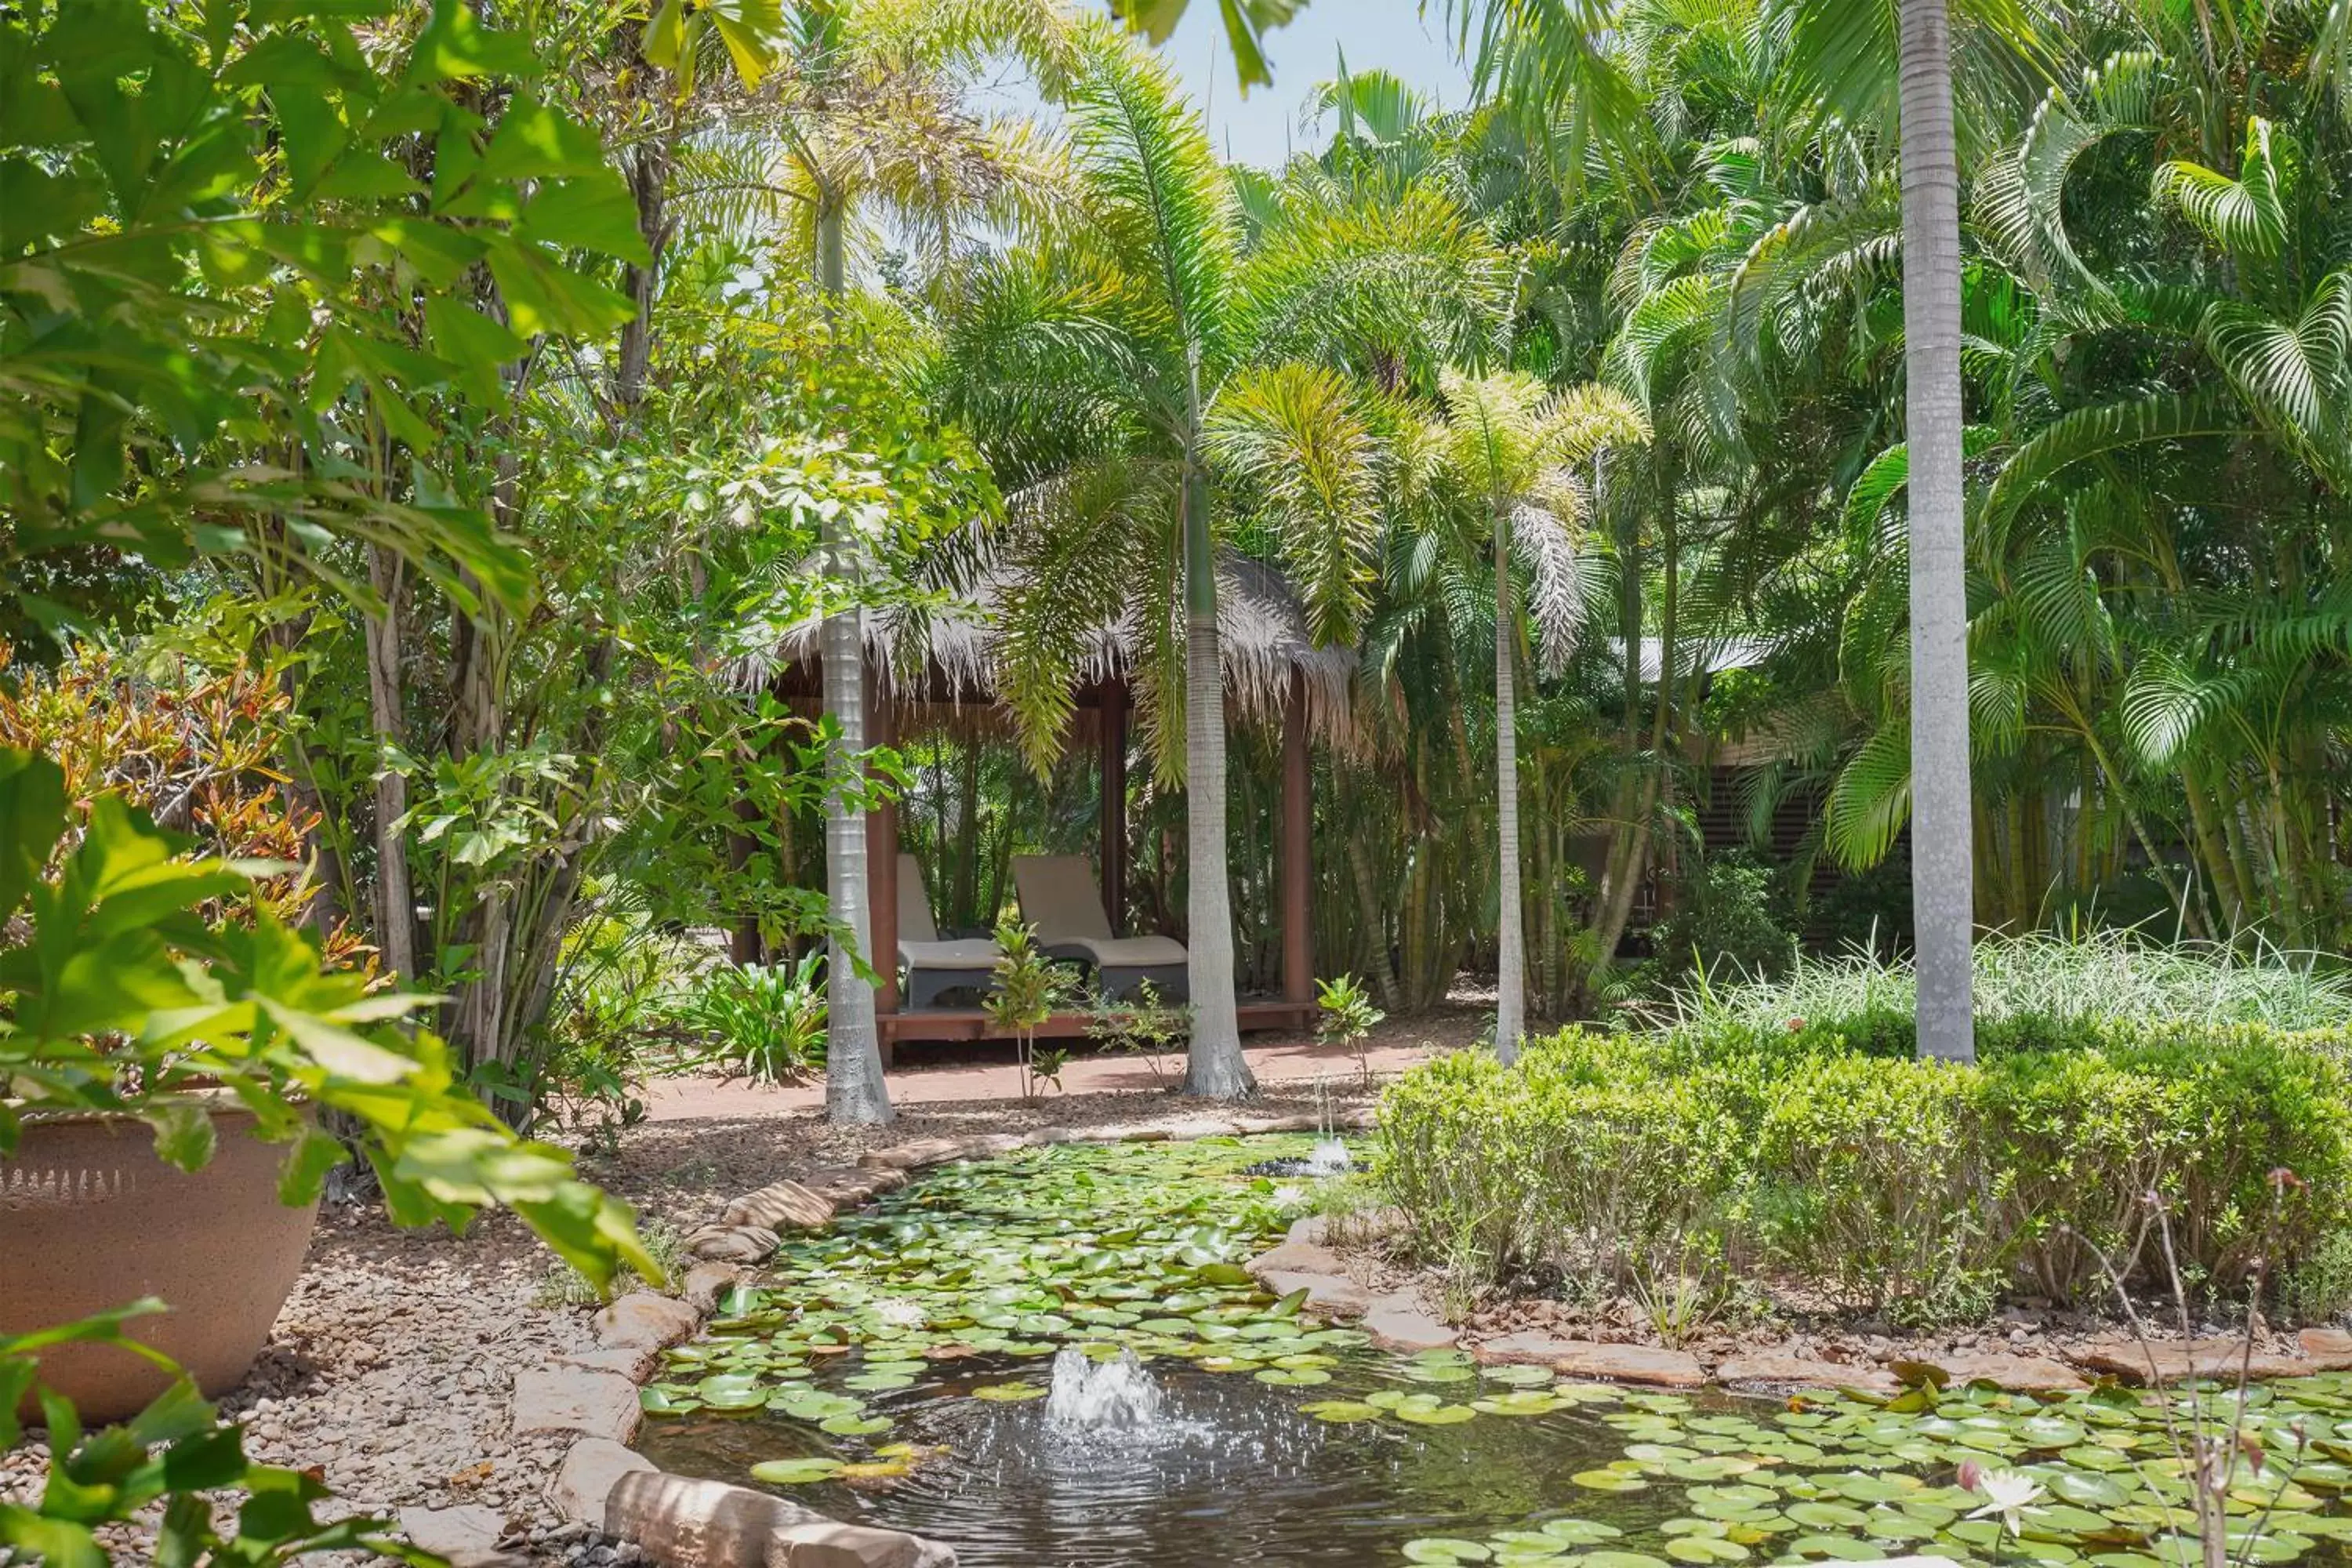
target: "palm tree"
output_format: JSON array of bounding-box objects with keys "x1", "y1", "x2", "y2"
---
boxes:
[
  {"x1": 1893, "y1": 0, "x2": 1976, "y2": 1062},
  {"x1": 685, "y1": 0, "x2": 1077, "y2": 1121},
  {"x1": 1414, "y1": 373, "x2": 1647, "y2": 1058},
  {"x1": 935, "y1": 26, "x2": 1516, "y2": 1095}
]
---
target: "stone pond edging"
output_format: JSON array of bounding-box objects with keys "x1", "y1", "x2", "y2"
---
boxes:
[{"x1": 496, "y1": 1109, "x2": 2352, "y2": 1568}]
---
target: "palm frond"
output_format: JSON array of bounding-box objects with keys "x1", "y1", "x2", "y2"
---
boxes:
[{"x1": 1207, "y1": 362, "x2": 1383, "y2": 648}]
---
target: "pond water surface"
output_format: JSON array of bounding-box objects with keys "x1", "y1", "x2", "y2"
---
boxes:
[{"x1": 637, "y1": 1135, "x2": 2352, "y2": 1568}]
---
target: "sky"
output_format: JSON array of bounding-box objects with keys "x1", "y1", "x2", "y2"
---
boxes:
[{"x1": 1151, "y1": 3, "x2": 1475, "y2": 168}]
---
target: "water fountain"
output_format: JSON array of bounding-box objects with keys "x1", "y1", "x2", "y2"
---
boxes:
[{"x1": 1044, "y1": 1347, "x2": 1165, "y2": 1432}]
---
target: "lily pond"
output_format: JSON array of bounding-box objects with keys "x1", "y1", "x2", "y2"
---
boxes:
[{"x1": 637, "y1": 1135, "x2": 2352, "y2": 1567}]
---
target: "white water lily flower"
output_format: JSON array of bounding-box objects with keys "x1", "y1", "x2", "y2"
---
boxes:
[
  {"x1": 874, "y1": 1298, "x2": 927, "y2": 1328},
  {"x1": 1965, "y1": 1468, "x2": 2048, "y2": 1533},
  {"x1": 1271, "y1": 1183, "x2": 1309, "y2": 1210}
]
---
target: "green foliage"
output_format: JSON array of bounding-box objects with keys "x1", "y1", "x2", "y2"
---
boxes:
[
  {"x1": 0, "y1": 1305, "x2": 436, "y2": 1567},
  {"x1": 1374, "y1": 1008, "x2": 2352, "y2": 1323},
  {"x1": 681, "y1": 953, "x2": 829, "y2": 1087},
  {"x1": 0, "y1": 748, "x2": 656, "y2": 1292},
  {"x1": 1083, "y1": 978, "x2": 1191, "y2": 1083},
  {"x1": 0, "y1": 0, "x2": 642, "y2": 622},
  {"x1": 1316, "y1": 972, "x2": 1386, "y2": 1087},
  {"x1": 1674, "y1": 928, "x2": 2352, "y2": 1036},
  {"x1": 985, "y1": 920, "x2": 1074, "y2": 1102},
  {"x1": 1646, "y1": 850, "x2": 1799, "y2": 989}
]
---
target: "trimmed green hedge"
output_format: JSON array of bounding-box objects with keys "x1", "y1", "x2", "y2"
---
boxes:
[{"x1": 1372, "y1": 1018, "x2": 2352, "y2": 1323}]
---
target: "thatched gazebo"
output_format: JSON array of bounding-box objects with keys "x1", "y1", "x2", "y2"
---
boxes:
[{"x1": 742, "y1": 555, "x2": 1352, "y2": 1055}]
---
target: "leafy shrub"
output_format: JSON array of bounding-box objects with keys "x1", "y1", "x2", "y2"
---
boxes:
[
  {"x1": 1650, "y1": 850, "x2": 1798, "y2": 984},
  {"x1": 1373, "y1": 1012, "x2": 2352, "y2": 1323},
  {"x1": 1750, "y1": 1052, "x2": 1996, "y2": 1320},
  {"x1": 680, "y1": 953, "x2": 827, "y2": 1085}
]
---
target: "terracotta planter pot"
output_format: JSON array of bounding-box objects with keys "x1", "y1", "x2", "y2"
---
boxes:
[{"x1": 0, "y1": 1104, "x2": 320, "y2": 1422}]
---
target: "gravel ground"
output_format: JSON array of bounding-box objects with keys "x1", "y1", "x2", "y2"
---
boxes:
[{"x1": 0, "y1": 1059, "x2": 1419, "y2": 1564}]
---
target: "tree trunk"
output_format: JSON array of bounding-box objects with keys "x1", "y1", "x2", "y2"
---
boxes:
[
  {"x1": 365, "y1": 543, "x2": 416, "y2": 983},
  {"x1": 1898, "y1": 0, "x2": 1977, "y2": 1063},
  {"x1": 1493, "y1": 510, "x2": 1526, "y2": 1062},
  {"x1": 814, "y1": 194, "x2": 892, "y2": 1124},
  {"x1": 1180, "y1": 459, "x2": 1254, "y2": 1099},
  {"x1": 821, "y1": 601, "x2": 891, "y2": 1122}
]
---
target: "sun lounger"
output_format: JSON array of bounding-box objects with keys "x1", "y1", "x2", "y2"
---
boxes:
[
  {"x1": 896, "y1": 854, "x2": 1000, "y2": 1010},
  {"x1": 1011, "y1": 854, "x2": 1189, "y2": 1002}
]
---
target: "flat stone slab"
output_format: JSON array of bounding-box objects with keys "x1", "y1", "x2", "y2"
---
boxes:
[
  {"x1": 593, "y1": 1290, "x2": 702, "y2": 1352},
  {"x1": 1362, "y1": 1294, "x2": 1458, "y2": 1352},
  {"x1": 724, "y1": 1179, "x2": 833, "y2": 1232},
  {"x1": 2300, "y1": 1329, "x2": 2352, "y2": 1370},
  {"x1": 551, "y1": 1344, "x2": 663, "y2": 1383},
  {"x1": 548, "y1": 1437, "x2": 656, "y2": 1526},
  {"x1": 1258, "y1": 1269, "x2": 1372, "y2": 1318},
  {"x1": 2071, "y1": 1338, "x2": 2313, "y2": 1384},
  {"x1": 860, "y1": 1137, "x2": 968, "y2": 1171},
  {"x1": 607, "y1": 1472, "x2": 828, "y2": 1568},
  {"x1": 1286, "y1": 1214, "x2": 1330, "y2": 1246},
  {"x1": 1552, "y1": 1341, "x2": 1708, "y2": 1388},
  {"x1": 1900, "y1": 1352, "x2": 2088, "y2": 1393},
  {"x1": 1716, "y1": 1352, "x2": 1899, "y2": 1396},
  {"x1": 683, "y1": 1261, "x2": 743, "y2": 1312},
  {"x1": 1474, "y1": 1331, "x2": 1586, "y2": 1367},
  {"x1": 684, "y1": 1224, "x2": 780, "y2": 1264},
  {"x1": 510, "y1": 1367, "x2": 640, "y2": 1443},
  {"x1": 775, "y1": 1518, "x2": 959, "y2": 1566},
  {"x1": 398, "y1": 1503, "x2": 510, "y2": 1561},
  {"x1": 1244, "y1": 1240, "x2": 1348, "y2": 1281}
]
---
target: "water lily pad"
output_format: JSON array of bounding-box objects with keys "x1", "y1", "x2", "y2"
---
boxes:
[
  {"x1": 1538, "y1": 1519, "x2": 1624, "y2": 1544},
  {"x1": 819, "y1": 1414, "x2": 893, "y2": 1435},
  {"x1": 1396, "y1": 1403, "x2": 1479, "y2": 1425},
  {"x1": 1573, "y1": 1468, "x2": 1650, "y2": 1492},
  {"x1": 1787, "y1": 1536, "x2": 1886, "y2": 1560},
  {"x1": 1666, "y1": 1536, "x2": 1749, "y2": 1562},
  {"x1": 1485, "y1": 1363, "x2": 1556, "y2": 1386},
  {"x1": 969, "y1": 1381, "x2": 1047, "y2": 1401},
  {"x1": 1299, "y1": 1400, "x2": 1381, "y2": 1422},
  {"x1": 749, "y1": 1457, "x2": 844, "y2": 1484},
  {"x1": 1254, "y1": 1367, "x2": 1332, "y2": 1386},
  {"x1": 1402, "y1": 1541, "x2": 1493, "y2": 1563}
]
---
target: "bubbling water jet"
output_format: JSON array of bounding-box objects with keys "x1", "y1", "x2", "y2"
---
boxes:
[{"x1": 1044, "y1": 1347, "x2": 1165, "y2": 1432}]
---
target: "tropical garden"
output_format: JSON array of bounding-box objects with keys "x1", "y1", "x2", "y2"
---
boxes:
[{"x1": 0, "y1": 0, "x2": 2348, "y2": 1563}]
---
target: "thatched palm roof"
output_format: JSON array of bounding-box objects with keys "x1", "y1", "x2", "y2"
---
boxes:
[{"x1": 733, "y1": 552, "x2": 1356, "y2": 742}]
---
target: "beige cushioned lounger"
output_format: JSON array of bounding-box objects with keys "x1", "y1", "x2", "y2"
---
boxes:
[
  {"x1": 1011, "y1": 854, "x2": 1189, "y2": 1001},
  {"x1": 897, "y1": 854, "x2": 1000, "y2": 1010}
]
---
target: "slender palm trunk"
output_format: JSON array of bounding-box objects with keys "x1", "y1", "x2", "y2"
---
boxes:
[
  {"x1": 1493, "y1": 509, "x2": 1526, "y2": 1062},
  {"x1": 1898, "y1": 0, "x2": 1976, "y2": 1063},
  {"x1": 815, "y1": 195, "x2": 891, "y2": 1123},
  {"x1": 364, "y1": 543, "x2": 415, "y2": 984},
  {"x1": 1180, "y1": 456, "x2": 1255, "y2": 1099}
]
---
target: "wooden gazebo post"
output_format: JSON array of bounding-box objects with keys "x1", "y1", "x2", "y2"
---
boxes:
[
  {"x1": 1280, "y1": 669, "x2": 1313, "y2": 1013},
  {"x1": 1098, "y1": 677, "x2": 1129, "y2": 935}
]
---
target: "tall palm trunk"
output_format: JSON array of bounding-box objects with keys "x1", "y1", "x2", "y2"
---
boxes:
[
  {"x1": 1493, "y1": 509, "x2": 1526, "y2": 1062},
  {"x1": 1180, "y1": 455, "x2": 1255, "y2": 1099},
  {"x1": 1898, "y1": 0, "x2": 1976, "y2": 1062},
  {"x1": 815, "y1": 195, "x2": 892, "y2": 1123}
]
